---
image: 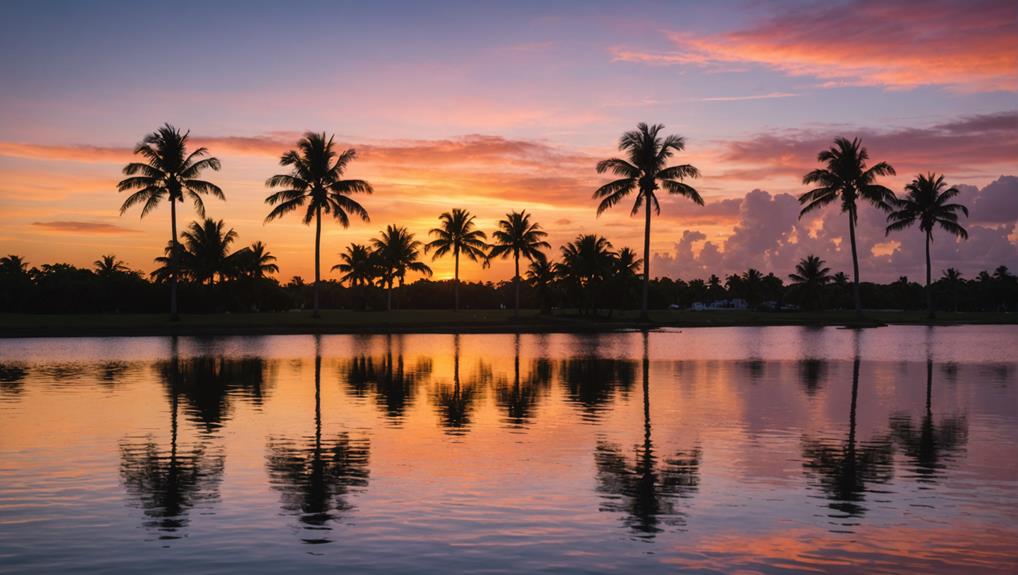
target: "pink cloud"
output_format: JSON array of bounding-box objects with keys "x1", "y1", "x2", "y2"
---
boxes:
[{"x1": 32, "y1": 221, "x2": 139, "y2": 234}]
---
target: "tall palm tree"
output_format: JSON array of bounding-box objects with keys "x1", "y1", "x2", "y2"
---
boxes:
[
  {"x1": 800, "y1": 137, "x2": 896, "y2": 317},
  {"x1": 264, "y1": 132, "x2": 372, "y2": 318},
  {"x1": 425, "y1": 209, "x2": 488, "y2": 311},
  {"x1": 488, "y1": 210, "x2": 550, "y2": 317},
  {"x1": 235, "y1": 241, "x2": 279, "y2": 279},
  {"x1": 179, "y1": 218, "x2": 239, "y2": 286},
  {"x1": 885, "y1": 173, "x2": 969, "y2": 319},
  {"x1": 93, "y1": 255, "x2": 130, "y2": 278},
  {"x1": 788, "y1": 255, "x2": 832, "y2": 310},
  {"x1": 371, "y1": 225, "x2": 432, "y2": 311},
  {"x1": 594, "y1": 123, "x2": 703, "y2": 321},
  {"x1": 117, "y1": 124, "x2": 223, "y2": 320}
]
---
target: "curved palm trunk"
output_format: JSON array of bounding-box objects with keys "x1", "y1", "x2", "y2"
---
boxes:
[
  {"x1": 513, "y1": 252, "x2": 520, "y2": 319},
  {"x1": 313, "y1": 207, "x2": 322, "y2": 319},
  {"x1": 454, "y1": 246, "x2": 460, "y2": 312},
  {"x1": 925, "y1": 230, "x2": 935, "y2": 320},
  {"x1": 847, "y1": 207, "x2": 862, "y2": 318},
  {"x1": 641, "y1": 192, "x2": 652, "y2": 322},
  {"x1": 170, "y1": 199, "x2": 179, "y2": 321}
]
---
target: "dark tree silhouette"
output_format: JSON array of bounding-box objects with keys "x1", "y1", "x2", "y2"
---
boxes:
[
  {"x1": 425, "y1": 209, "x2": 488, "y2": 311},
  {"x1": 264, "y1": 132, "x2": 372, "y2": 318},
  {"x1": 789, "y1": 255, "x2": 833, "y2": 310},
  {"x1": 233, "y1": 241, "x2": 279, "y2": 279},
  {"x1": 434, "y1": 334, "x2": 482, "y2": 434},
  {"x1": 93, "y1": 255, "x2": 131, "y2": 277},
  {"x1": 343, "y1": 334, "x2": 431, "y2": 423},
  {"x1": 799, "y1": 137, "x2": 895, "y2": 317},
  {"x1": 886, "y1": 173, "x2": 969, "y2": 318},
  {"x1": 594, "y1": 332, "x2": 700, "y2": 536},
  {"x1": 495, "y1": 334, "x2": 551, "y2": 428},
  {"x1": 488, "y1": 210, "x2": 550, "y2": 317},
  {"x1": 372, "y1": 225, "x2": 433, "y2": 311},
  {"x1": 526, "y1": 256, "x2": 558, "y2": 314},
  {"x1": 117, "y1": 124, "x2": 223, "y2": 320},
  {"x1": 595, "y1": 123, "x2": 702, "y2": 321},
  {"x1": 266, "y1": 336, "x2": 370, "y2": 544},
  {"x1": 332, "y1": 242, "x2": 378, "y2": 309}
]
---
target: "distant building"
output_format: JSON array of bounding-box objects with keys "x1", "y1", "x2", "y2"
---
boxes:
[{"x1": 690, "y1": 298, "x2": 748, "y2": 311}]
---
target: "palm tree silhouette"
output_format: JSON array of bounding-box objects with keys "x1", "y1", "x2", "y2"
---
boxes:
[
  {"x1": 93, "y1": 255, "x2": 131, "y2": 277},
  {"x1": 343, "y1": 334, "x2": 431, "y2": 424},
  {"x1": 425, "y1": 209, "x2": 488, "y2": 311},
  {"x1": 117, "y1": 124, "x2": 223, "y2": 320},
  {"x1": 889, "y1": 359, "x2": 968, "y2": 485},
  {"x1": 120, "y1": 337, "x2": 224, "y2": 538},
  {"x1": 799, "y1": 137, "x2": 896, "y2": 317},
  {"x1": 372, "y1": 225, "x2": 433, "y2": 311},
  {"x1": 179, "y1": 218, "x2": 239, "y2": 285},
  {"x1": 594, "y1": 123, "x2": 702, "y2": 321},
  {"x1": 266, "y1": 335, "x2": 370, "y2": 544},
  {"x1": 594, "y1": 332, "x2": 700, "y2": 537},
  {"x1": 788, "y1": 255, "x2": 832, "y2": 310},
  {"x1": 332, "y1": 243, "x2": 378, "y2": 309},
  {"x1": 558, "y1": 234, "x2": 616, "y2": 316},
  {"x1": 801, "y1": 332, "x2": 894, "y2": 520},
  {"x1": 488, "y1": 210, "x2": 550, "y2": 317},
  {"x1": 234, "y1": 241, "x2": 279, "y2": 279},
  {"x1": 886, "y1": 173, "x2": 969, "y2": 319},
  {"x1": 940, "y1": 268, "x2": 964, "y2": 312},
  {"x1": 526, "y1": 257, "x2": 557, "y2": 314},
  {"x1": 264, "y1": 132, "x2": 372, "y2": 318}
]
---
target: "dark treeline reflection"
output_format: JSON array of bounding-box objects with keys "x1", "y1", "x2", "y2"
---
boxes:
[
  {"x1": 343, "y1": 334, "x2": 432, "y2": 424},
  {"x1": 801, "y1": 335, "x2": 894, "y2": 521},
  {"x1": 495, "y1": 334, "x2": 553, "y2": 428},
  {"x1": 157, "y1": 352, "x2": 273, "y2": 433},
  {"x1": 595, "y1": 333, "x2": 701, "y2": 537},
  {"x1": 889, "y1": 359, "x2": 968, "y2": 485},
  {"x1": 434, "y1": 334, "x2": 484, "y2": 435},
  {"x1": 561, "y1": 356, "x2": 637, "y2": 422},
  {"x1": 120, "y1": 338, "x2": 224, "y2": 538},
  {"x1": 266, "y1": 336, "x2": 370, "y2": 544},
  {"x1": 0, "y1": 362, "x2": 27, "y2": 397}
]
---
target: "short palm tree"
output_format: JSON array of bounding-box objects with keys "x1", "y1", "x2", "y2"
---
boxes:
[
  {"x1": 488, "y1": 210, "x2": 550, "y2": 317},
  {"x1": 117, "y1": 124, "x2": 223, "y2": 320},
  {"x1": 332, "y1": 243, "x2": 377, "y2": 310},
  {"x1": 526, "y1": 256, "x2": 557, "y2": 314},
  {"x1": 940, "y1": 268, "x2": 964, "y2": 312},
  {"x1": 236, "y1": 241, "x2": 279, "y2": 279},
  {"x1": 886, "y1": 173, "x2": 968, "y2": 318},
  {"x1": 264, "y1": 132, "x2": 372, "y2": 318},
  {"x1": 425, "y1": 209, "x2": 488, "y2": 311},
  {"x1": 179, "y1": 218, "x2": 238, "y2": 286},
  {"x1": 371, "y1": 225, "x2": 432, "y2": 311},
  {"x1": 800, "y1": 137, "x2": 895, "y2": 317},
  {"x1": 93, "y1": 255, "x2": 130, "y2": 278},
  {"x1": 558, "y1": 234, "x2": 616, "y2": 315},
  {"x1": 788, "y1": 255, "x2": 832, "y2": 310},
  {"x1": 595, "y1": 123, "x2": 702, "y2": 320},
  {"x1": 0, "y1": 255, "x2": 28, "y2": 275}
]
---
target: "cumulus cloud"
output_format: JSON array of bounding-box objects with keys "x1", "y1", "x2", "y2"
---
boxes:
[{"x1": 613, "y1": 0, "x2": 1018, "y2": 92}]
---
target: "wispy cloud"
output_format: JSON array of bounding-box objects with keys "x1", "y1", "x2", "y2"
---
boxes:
[
  {"x1": 700, "y1": 92, "x2": 798, "y2": 102},
  {"x1": 32, "y1": 221, "x2": 139, "y2": 234}
]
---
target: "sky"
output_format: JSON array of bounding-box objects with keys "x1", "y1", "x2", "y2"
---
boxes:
[{"x1": 0, "y1": 0, "x2": 1015, "y2": 283}]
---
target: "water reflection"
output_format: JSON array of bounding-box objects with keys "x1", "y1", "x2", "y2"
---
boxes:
[
  {"x1": 157, "y1": 353, "x2": 272, "y2": 433},
  {"x1": 798, "y1": 358, "x2": 827, "y2": 396},
  {"x1": 266, "y1": 336, "x2": 370, "y2": 544},
  {"x1": 0, "y1": 361, "x2": 27, "y2": 397},
  {"x1": 561, "y1": 356, "x2": 637, "y2": 422},
  {"x1": 120, "y1": 338, "x2": 224, "y2": 539},
  {"x1": 343, "y1": 335, "x2": 431, "y2": 424},
  {"x1": 889, "y1": 359, "x2": 968, "y2": 485},
  {"x1": 495, "y1": 334, "x2": 551, "y2": 428},
  {"x1": 801, "y1": 333, "x2": 894, "y2": 522},
  {"x1": 595, "y1": 332, "x2": 701, "y2": 538},
  {"x1": 434, "y1": 334, "x2": 483, "y2": 435}
]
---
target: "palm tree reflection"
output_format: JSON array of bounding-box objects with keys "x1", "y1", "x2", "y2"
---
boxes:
[
  {"x1": 595, "y1": 332, "x2": 700, "y2": 537},
  {"x1": 344, "y1": 334, "x2": 431, "y2": 424},
  {"x1": 120, "y1": 337, "x2": 224, "y2": 539},
  {"x1": 561, "y1": 352, "x2": 637, "y2": 422},
  {"x1": 434, "y1": 334, "x2": 482, "y2": 435},
  {"x1": 889, "y1": 359, "x2": 968, "y2": 485},
  {"x1": 801, "y1": 333, "x2": 893, "y2": 520},
  {"x1": 799, "y1": 358, "x2": 827, "y2": 396},
  {"x1": 266, "y1": 336, "x2": 370, "y2": 544},
  {"x1": 0, "y1": 362, "x2": 27, "y2": 397},
  {"x1": 496, "y1": 334, "x2": 551, "y2": 428},
  {"x1": 158, "y1": 353, "x2": 272, "y2": 433}
]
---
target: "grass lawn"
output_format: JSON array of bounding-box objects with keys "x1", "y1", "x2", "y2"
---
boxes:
[{"x1": 0, "y1": 308, "x2": 1013, "y2": 337}]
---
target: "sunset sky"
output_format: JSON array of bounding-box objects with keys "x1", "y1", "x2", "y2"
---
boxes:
[{"x1": 1, "y1": 0, "x2": 1015, "y2": 283}]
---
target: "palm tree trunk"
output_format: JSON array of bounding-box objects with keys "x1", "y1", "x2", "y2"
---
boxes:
[
  {"x1": 454, "y1": 246, "x2": 460, "y2": 312},
  {"x1": 170, "y1": 199, "x2": 179, "y2": 321},
  {"x1": 313, "y1": 206, "x2": 322, "y2": 319},
  {"x1": 513, "y1": 252, "x2": 520, "y2": 318},
  {"x1": 848, "y1": 207, "x2": 862, "y2": 318},
  {"x1": 925, "y1": 230, "x2": 934, "y2": 320},
  {"x1": 641, "y1": 192, "x2": 651, "y2": 322}
]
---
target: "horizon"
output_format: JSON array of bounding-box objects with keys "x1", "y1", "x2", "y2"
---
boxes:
[{"x1": 1, "y1": 0, "x2": 1015, "y2": 284}]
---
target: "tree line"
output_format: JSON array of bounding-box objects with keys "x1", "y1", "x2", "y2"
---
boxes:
[{"x1": 3, "y1": 123, "x2": 1014, "y2": 317}]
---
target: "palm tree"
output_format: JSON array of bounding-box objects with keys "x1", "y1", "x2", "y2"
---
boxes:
[
  {"x1": 93, "y1": 255, "x2": 130, "y2": 278},
  {"x1": 235, "y1": 241, "x2": 279, "y2": 279},
  {"x1": 558, "y1": 234, "x2": 616, "y2": 316},
  {"x1": 940, "y1": 268, "x2": 964, "y2": 312},
  {"x1": 179, "y1": 218, "x2": 239, "y2": 286},
  {"x1": 526, "y1": 256, "x2": 557, "y2": 314},
  {"x1": 488, "y1": 210, "x2": 550, "y2": 317},
  {"x1": 117, "y1": 124, "x2": 223, "y2": 320},
  {"x1": 0, "y1": 255, "x2": 28, "y2": 275},
  {"x1": 371, "y1": 225, "x2": 432, "y2": 311},
  {"x1": 789, "y1": 255, "x2": 832, "y2": 310},
  {"x1": 424, "y1": 209, "x2": 488, "y2": 311},
  {"x1": 800, "y1": 137, "x2": 896, "y2": 317},
  {"x1": 264, "y1": 132, "x2": 372, "y2": 318},
  {"x1": 332, "y1": 243, "x2": 377, "y2": 310},
  {"x1": 886, "y1": 173, "x2": 969, "y2": 319},
  {"x1": 742, "y1": 268, "x2": 764, "y2": 309},
  {"x1": 594, "y1": 123, "x2": 703, "y2": 321}
]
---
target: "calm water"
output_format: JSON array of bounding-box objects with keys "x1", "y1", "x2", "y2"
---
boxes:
[{"x1": 1, "y1": 326, "x2": 1016, "y2": 574}]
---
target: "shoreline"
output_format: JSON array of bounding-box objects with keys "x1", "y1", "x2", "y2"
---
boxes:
[{"x1": 1, "y1": 310, "x2": 1014, "y2": 338}]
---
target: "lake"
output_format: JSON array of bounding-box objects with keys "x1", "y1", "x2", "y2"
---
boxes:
[{"x1": 1, "y1": 326, "x2": 1016, "y2": 574}]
